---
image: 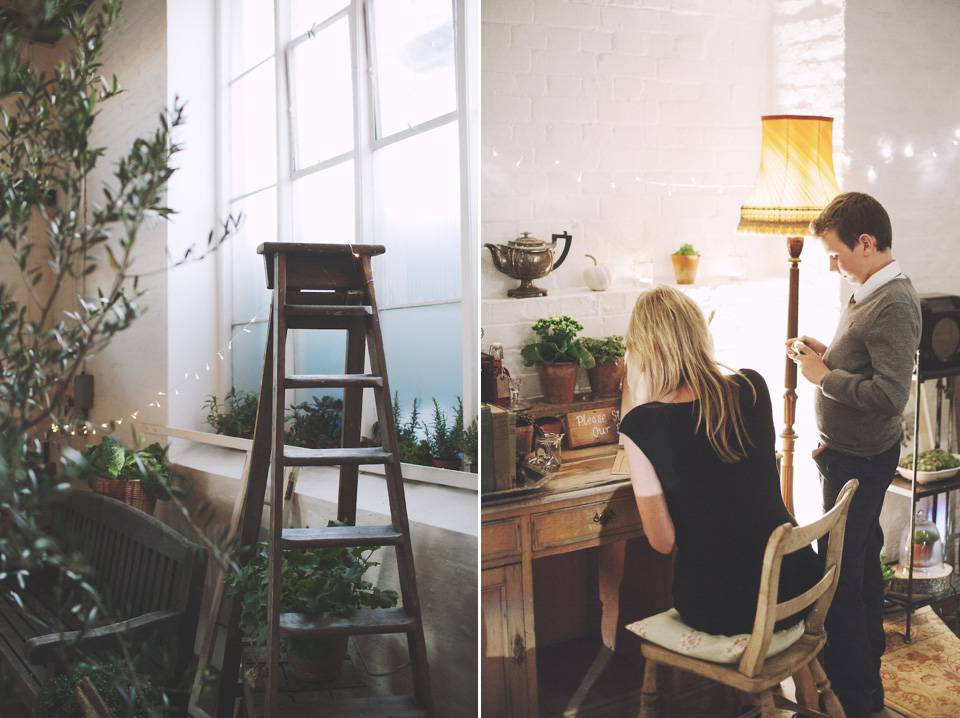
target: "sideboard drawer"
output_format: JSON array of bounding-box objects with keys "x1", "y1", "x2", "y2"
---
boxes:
[
  {"x1": 482, "y1": 516, "x2": 522, "y2": 564},
  {"x1": 531, "y1": 496, "x2": 640, "y2": 553}
]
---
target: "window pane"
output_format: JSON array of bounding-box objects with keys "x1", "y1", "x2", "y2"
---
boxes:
[
  {"x1": 291, "y1": 161, "x2": 356, "y2": 244},
  {"x1": 289, "y1": 17, "x2": 354, "y2": 169},
  {"x1": 230, "y1": 0, "x2": 275, "y2": 74},
  {"x1": 293, "y1": 329, "x2": 347, "y2": 405},
  {"x1": 291, "y1": 0, "x2": 348, "y2": 37},
  {"x1": 231, "y1": 189, "x2": 276, "y2": 325},
  {"x1": 231, "y1": 320, "x2": 268, "y2": 396},
  {"x1": 380, "y1": 303, "x2": 462, "y2": 423},
  {"x1": 230, "y1": 60, "x2": 277, "y2": 197},
  {"x1": 370, "y1": 0, "x2": 456, "y2": 137},
  {"x1": 373, "y1": 122, "x2": 460, "y2": 307}
]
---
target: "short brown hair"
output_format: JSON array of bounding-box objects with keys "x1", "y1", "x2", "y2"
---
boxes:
[{"x1": 811, "y1": 192, "x2": 892, "y2": 251}]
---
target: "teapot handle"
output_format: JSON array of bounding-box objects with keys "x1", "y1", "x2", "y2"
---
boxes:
[{"x1": 551, "y1": 231, "x2": 573, "y2": 270}]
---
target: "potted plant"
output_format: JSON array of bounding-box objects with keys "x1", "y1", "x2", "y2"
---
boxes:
[
  {"x1": 461, "y1": 415, "x2": 479, "y2": 473},
  {"x1": 423, "y1": 398, "x2": 463, "y2": 470},
  {"x1": 204, "y1": 388, "x2": 260, "y2": 439},
  {"x1": 363, "y1": 393, "x2": 432, "y2": 466},
  {"x1": 671, "y1": 243, "x2": 700, "y2": 284},
  {"x1": 580, "y1": 335, "x2": 626, "y2": 399},
  {"x1": 285, "y1": 395, "x2": 343, "y2": 448},
  {"x1": 515, "y1": 411, "x2": 535, "y2": 458},
  {"x1": 84, "y1": 435, "x2": 173, "y2": 515},
  {"x1": 520, "y1": 316, "x2": 595, "y2": 404},
  {"x1": 223, "y1": 524, "x2": 399, "y2": 682}
]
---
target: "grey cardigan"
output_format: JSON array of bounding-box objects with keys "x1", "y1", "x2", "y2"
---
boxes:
[{"x1": 815, "y1": 276, "x2": 921, "y2": 456}]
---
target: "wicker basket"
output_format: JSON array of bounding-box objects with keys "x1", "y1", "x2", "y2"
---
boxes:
[{"x1": 92, "y1": 477, "x2": 156, "y2": 515}]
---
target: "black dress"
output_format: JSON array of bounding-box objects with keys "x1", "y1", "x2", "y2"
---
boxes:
[{"x1": 619, "y1": 369, "x2": 823, "y2": 635}]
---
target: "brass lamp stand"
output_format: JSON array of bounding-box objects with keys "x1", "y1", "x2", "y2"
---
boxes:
[{"x1": 739, "y1": 115, "x2": 841, "y2": 514}]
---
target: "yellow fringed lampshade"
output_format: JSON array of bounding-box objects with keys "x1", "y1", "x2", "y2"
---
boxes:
[{"x1": 738, "y1": 115, "x2": 841, "y2": 236}]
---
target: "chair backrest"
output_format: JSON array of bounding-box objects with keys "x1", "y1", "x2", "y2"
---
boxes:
[{"x1": 737, "y1": 479, "x2": 858, "y2": 677}]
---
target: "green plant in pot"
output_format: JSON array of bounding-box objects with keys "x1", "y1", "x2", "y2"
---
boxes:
[
  {"x1": 515, "y1": 411, "x2": 535, "y2": 458},
  {"x1": 204, "y1": 388, "x2": 259, "y2": 439},
  {"x1": 520, "y1": 315, "x2": 595, "y2": 404},
  {"x1": 84, "y1": 435, "x2": 173, "y2": 514},
  {"x1": 285, "y1": 395, "x2": 343, "y2": 448},
  {"x1": 580, "y1": 335, "x2": 626, "y2": 399},
  {"x1": 423, "y1": 397, "x2": 463, "y2": 470},
  {"x1": 671, "y1": 243, "x2": 700, "y2": 284},
  {"x1": 461, "y1": 415, "x2": 479, "y2": 472},
  {"x1": 223, "y1": 522, "x2": 399, "y2": 682}
]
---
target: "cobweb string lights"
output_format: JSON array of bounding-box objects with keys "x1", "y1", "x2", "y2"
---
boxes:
[{"x1": 51, "y1": 301, "x2": 272, "y2": 438}]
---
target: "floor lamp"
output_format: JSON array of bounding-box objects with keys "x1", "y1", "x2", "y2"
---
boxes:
[{"x1": 738, "y1": 115, "x2": 841, "y2": 514}]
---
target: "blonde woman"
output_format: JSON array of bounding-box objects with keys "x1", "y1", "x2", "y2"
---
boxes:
[{"x1": 620, "y1": 285, "x2": 822, "y2": 706}]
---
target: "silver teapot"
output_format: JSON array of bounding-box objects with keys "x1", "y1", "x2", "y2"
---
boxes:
[{"x1": 485, "y1": 231, "x2": 573, "y2": 298}]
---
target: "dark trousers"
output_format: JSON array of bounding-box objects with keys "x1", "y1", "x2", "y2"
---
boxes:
[{"x1": 813, "y1": 441, "x2": 899, "y2": 718}]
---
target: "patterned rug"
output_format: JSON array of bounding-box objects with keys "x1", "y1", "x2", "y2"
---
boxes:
[{"x1": 881, "y1": 605, "x2": 960, "y2": 718}]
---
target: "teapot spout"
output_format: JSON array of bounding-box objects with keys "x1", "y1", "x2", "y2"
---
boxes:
[{"x1": 485, "y1": 243, "x2": 507, "y2": 272}]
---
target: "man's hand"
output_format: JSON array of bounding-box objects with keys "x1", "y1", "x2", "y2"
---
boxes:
[{"x1": 786, "y1": 335, "x2": 830, "y2": 385}]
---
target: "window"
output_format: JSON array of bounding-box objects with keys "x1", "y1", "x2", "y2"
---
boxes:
[{"x1": 220, "y1": 0, "x2": 474, "y2": 427}]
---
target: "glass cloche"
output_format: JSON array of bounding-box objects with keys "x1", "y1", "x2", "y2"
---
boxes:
[{"x1": 898, "y1": 510, "x2": 943, "y2": 573}]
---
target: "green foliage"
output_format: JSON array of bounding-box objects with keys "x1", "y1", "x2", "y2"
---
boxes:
[
  {"x1": 580, "y1": 335, "x2": 626, "y2": 365},
  {"x1": 520, "y1": 315, "x2": 596, "y2": 368},
  {"x1": 204, "y1": 388, "x2": 259, "y2": 439},
  {"x1": 36, "y1": 659, "x2": 160, "y2": 718},
  {"x1": 461, "y1": 416, "x2": 478, "y2": 466},
  {"x1": 423, "y1": 398, "x2": 462, "y2": 463},
  {"x1": 673, "y1": 243, "x2": 698, "y2": 256},
  {"x1": 284, "y1": 395, "x2": 343, "y2": 449},
  {"x1": 363, "y1": 393, "x2": 431, "y2": 466},
  {"x1": 222, "y1": 521, "x2": 399, "y2": 663},
  {"x1": 83, "y1": 436, "x2": 173, "y2": 501}
]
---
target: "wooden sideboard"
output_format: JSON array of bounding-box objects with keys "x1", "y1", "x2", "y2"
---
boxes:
[{"x1": 481, "y1": 443, "x2": 675, "y2": 717}]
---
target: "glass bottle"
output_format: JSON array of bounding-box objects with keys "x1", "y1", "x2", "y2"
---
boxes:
[{"x1": 489, "y1": 343, "x2": 511, "y2": 408}]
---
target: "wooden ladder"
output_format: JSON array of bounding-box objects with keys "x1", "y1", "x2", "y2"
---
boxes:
[{"x1": 190, "y1": 243, "x2": 432, "y2": 718}]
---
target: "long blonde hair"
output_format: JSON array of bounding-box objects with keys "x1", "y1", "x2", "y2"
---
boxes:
[{"x1": 625, "y1": 285, "x2": 755, "y2": 463}]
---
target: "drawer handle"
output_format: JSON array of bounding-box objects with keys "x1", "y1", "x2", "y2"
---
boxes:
[
  {"x1": 593, "y1": 509, "x2": 616, "y2": 527},
  {"x1": 513, "y1": 633, "x2": 525, "y2": 663}
]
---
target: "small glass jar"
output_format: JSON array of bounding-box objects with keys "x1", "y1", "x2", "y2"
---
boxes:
[
  {"x1": 899, "y1": 510, "x2": 943, "y2": 573},
  {"x1": 535, "y1": 432, "x2": 564, "y2": 474}
]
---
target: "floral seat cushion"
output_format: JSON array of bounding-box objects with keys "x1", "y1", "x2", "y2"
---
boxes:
[{"x1": 625, "y1": 608, "x2": 805, "y2": 664}]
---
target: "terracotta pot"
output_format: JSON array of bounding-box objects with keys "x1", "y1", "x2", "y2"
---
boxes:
[
  {"x1": 515, "y1": 425, "x2": 534, "y2": 457},
  {"x1": 286, "y1": 636, "x2": 349, "y2": 683},
  {"x1": 671, "y1": 254, "x2": 700, "y2": 284},
  {"x1": 534, "y1": 417, "x2": 563, "y2": 436},
  {"x1": 536, "y1": 361, "x2": 580, "y2": 404},
  {"x1": 587, "y1": 359, "x2": 624, "y2": 399},
  {"x1": 432, "y1": 457, "x2": 462, "y2": 470}
]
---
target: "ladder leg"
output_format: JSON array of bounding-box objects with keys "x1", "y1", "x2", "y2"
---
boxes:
[
  {"x1": 266, "y1": 254, "x2": 289, "y2": 718},
  {"x1": 338, "y1": 315, "x2": 366, "y2": 525}
]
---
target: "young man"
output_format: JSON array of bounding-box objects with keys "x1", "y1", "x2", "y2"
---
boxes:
[{"x1": 787, "y1": 192, "x2": 921, "y2": 718}]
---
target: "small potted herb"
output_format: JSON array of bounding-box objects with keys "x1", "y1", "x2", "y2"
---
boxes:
[
  {"x1": 580, "y1": 335, "x2": 626, "y2": 399},
  {"x1": 204, "y1": 388, "x2": 259, "y2": 439},
  {"x1": 223, "y1": 523, "x2": 399, "y2": 682},
  {"x1": 285, "y1": 395, "x2": 343, "y2": 448},
  {"x1": 520, "y1": 315, "x2": 595, "y2": 404},
  {"x1": 515, "y1": 411, "x2": 535, "y2": 458},
  {"x1": 84, "y1": 435, "x2": 173, "y2": 514},
  {"x1": 671, "y1": 243, "x2": 700, "y2": 284},
  {"x1": 364, "y1": 393, "x2": 432, "y2": 466},
  {"x1": 461, "y1": 415, "x2": 479, "y2": 473},
  {"x1": 423, "y1": 398, "x2": 463, "y2": 470}
]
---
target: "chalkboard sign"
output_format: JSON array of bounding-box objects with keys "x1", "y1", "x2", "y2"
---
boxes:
[{"x1": 565, "y1": 406, "x2": 621, "y2": 448}]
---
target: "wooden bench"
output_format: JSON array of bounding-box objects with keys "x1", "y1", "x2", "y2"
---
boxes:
[{"x1": 0, "y1": 490, "x2": 208, "y2": 712}]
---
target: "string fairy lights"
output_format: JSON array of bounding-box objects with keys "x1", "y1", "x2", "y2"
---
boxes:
[
  {"x1": 50, "y1": 301, "x2": 272, "y2": 440},
  {"x1": 484, "y1": 124, "x2": 960, "y2": 196}
]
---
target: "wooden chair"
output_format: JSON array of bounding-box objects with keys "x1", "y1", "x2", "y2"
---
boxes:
[{"x1": 630, "y1": 479, "x2": 858, "y2": 718}]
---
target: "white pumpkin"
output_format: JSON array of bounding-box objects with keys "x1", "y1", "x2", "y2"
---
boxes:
[{"x1": 583, "y1": 254, "x2": 612, "y2": 291}]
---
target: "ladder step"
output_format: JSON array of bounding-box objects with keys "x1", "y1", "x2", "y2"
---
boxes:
[
  {"x1": 281, "y1": 525, "x2": 405, "y2": 549},
  {"x1": 248, "y1": 693, "x2": 425, "y2": 718},
  {"x1": 280, "y1": 606, "x2": 416, "y2": 638},
  {"x1": 283, "y1": 373, "x2": 383, "y2": 389},
  {"x1": 283, "y1": 447, "x2": 393, "y2": 466},
  {"x1": 284, "y1": 304, "x2": 372, "y2": 318}
]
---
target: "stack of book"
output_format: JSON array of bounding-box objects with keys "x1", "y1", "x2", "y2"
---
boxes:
[{"x1": 480, "y1": 404, "x2": 516, "y2": 493}]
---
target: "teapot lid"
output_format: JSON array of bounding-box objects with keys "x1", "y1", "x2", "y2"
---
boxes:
[{"x1": 508, "y1": 232, "x2": 551, "y2": 251}]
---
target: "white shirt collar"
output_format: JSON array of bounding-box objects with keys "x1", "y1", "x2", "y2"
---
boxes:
[{"x1": 851, "y1": 259, "x2": 903, "y2": 303}]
